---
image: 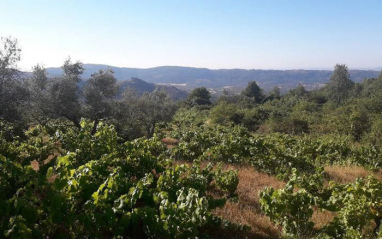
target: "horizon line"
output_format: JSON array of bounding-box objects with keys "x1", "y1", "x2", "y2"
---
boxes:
[{"x1": 35, "y1": 63, "x2": 382, "y2": 72}]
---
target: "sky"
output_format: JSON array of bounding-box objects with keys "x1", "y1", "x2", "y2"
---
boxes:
[{"x1": 1, "y1": 0, "x2": 381, "y2": 71}]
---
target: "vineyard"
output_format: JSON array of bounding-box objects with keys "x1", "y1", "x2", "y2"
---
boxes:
[{"x1": 1, "y1": 116, "x2": 382, "y2": 238}]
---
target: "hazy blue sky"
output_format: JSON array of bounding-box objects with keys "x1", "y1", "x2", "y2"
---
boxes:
[{"x1": 1, "y1": 0, "x2": 381, "y2": 70}]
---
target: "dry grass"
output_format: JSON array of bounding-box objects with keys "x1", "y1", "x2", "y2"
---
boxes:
[
  {"x1": 161, "y1": 137, "x2": 179, "y2": 149},
  {"x1": 312, "y1": 208, "x2": 336, "y2": 230},
  {"x1": 210, "y1": 165, "x2": 284, "y2": 239},
  {"x1": 324, "y1": 165, "x2": 382, "y2": 184}
]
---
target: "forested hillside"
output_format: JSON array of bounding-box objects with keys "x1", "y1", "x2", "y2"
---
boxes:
[
  {"x1": 3, "y1": 37, "x2": 382, "y2": 238},
  {"x1": 46, "y1": 64, "x2": 381, "y2": 91},
  {"x1": 118, "y1": 77, "x2": 187, "y2": 100}
]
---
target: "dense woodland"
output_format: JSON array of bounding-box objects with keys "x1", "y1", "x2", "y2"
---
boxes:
[{"x1": 2, "y1": 36, "x2": 382, "y2": 238}]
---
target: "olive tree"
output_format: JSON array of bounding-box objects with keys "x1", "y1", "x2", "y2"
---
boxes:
[
  {"x1": 112, "y1": 88, "x2": 176, "y2": 139},
  {"x1": 50, "y1": 58, "x2": 84, "y2": 127},
  {"x1": 25, "y1": 65, "x2": 55, "y2": 125},
  {"x1": 0, "y1": 37, "x2": 26, "y2": 122},
  {"x1": 138, "y1": 90, "x2": 176, "y2": 137},
  {"x1": 83, "y1": 69, "x2": 118, "y2": 134}
]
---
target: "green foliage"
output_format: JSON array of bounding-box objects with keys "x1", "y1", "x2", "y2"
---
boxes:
[
  {"x1": 168, "y1": 122, "x2": 382, "y2": 181},
  {"x1": 260, "y1": 185, "x2": 315, "y2": 238},
  {"x1": 0, "y1": 37, "x2": 27, "y2": 123},
  {"x1": 83, "y1": 69, "x2": 118, "y2": 123},
  {"x1": 214, "y1": 165, "x2": 239, "y2": 196},
  {"x1": 241, "y1": 81, "x2": 265, "y2": 103},
  {"x1": 210, "y1": 101, "x2": 241, "y2": 126},
  {"x1": 24, "y1": 65, "x2": 55, "y2": 126},
  {"x1": 288, "y1": 83, "x2": 307, "y2": 99},
  {"x1": 49, "y1": 59, "x2": 84, "y2": 127},
  {"x1": 0, "y1": 120, "x2": 238, "y2": 238},
  {"x1": 269, "y1": 86, "x2": 281, "y2": 100},
  {"x1": 269, "y1": 114, "x2": 310, "y2": 135},
  {"x1": 112, "y1": 88, "x2": 177, "y2": 140},
  {"x1": 187, "y1": 87, "x2": 212, "y2": 106},
  {"x1": 363, "y1": 117, "x2": 382, "y2": 146},
  {"x1": 172, "y1": 107, "x2": 209, "y2": 129},
  {"x1": 138, "y1": 90, "x2": 177, "y2": 138},
  {"x1": 326, "y1": 64, "x2": 354, "y2": 105},
  {"x1": 260, "y1": 169, "x2": 382, "y2": 238}
]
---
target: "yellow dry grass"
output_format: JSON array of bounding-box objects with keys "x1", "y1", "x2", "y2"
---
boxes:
[{"x1": 324, "y1": 165, "x2": 382, "y2": 184}]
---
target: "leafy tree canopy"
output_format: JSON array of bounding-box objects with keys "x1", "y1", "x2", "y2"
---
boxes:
[
  {"x1": 241, "y1": 81, "x2": 265, "y2": 103},
  {"x1": 327, "y1": 64, "x2": 354, "y2": 104},
  {"x1": 187, "y1": 87, "x2": 211, "y2": 106}
]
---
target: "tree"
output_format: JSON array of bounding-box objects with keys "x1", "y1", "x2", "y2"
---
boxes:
[
  {"x1": 361, "y1": 78, "x2": 382, "y2": 98},
  {"x1": 270, "y1": 86, "x2": 281, "y2": 99},
  {"x1": 50, "y1": 58, "x2": 84, "y2": 127},
  {"x1": 29, "y1": 64, "x2": 48, "y2": 90},
  {"x1": 327, "y1": 64, "x2": 354, "y2": 104},
  {"x1": 25, "y1": 65, "x2": 54, "y2": 125},
  {"x1": 112, "y1": 89, "x2": 176, "y2": 139},
  {"x1": 138, "y1": 90, "x2": 176, "y2": 137},
  {"x1": 210, "y1": 102, "x2": 242, "y2": 126},
  {"x1": 111, "y1": 87, "x2": 143, "y2": 139},
  {"x1": 0, "y1": 37, "x2": 26, "y2": 122},
  {"x1": 358, "y1": 77, "x2": 382, "y2": 113},
  {"x1": 62, "y1": 57, "x2": 84, "y2": 77},
  {"x1": 217, "y1": 89, "x2": 241, "y2": 104},
  {"x1": 187, "y1": 87, "x2": 211, "y2": 106},
  {"x1": 288, "y1": 84, "x2": 307, "y2": 98},
  {"x1": 83, "y1": 69, "x2": 118, "y2": 133},
  {"x1": 241, "y1": 81, "x2": 265, "y2": 103},
  {"x1": 0, "y1": 37, "x2": 21, "y2": 85},
  {"x1": 263, "y1": 86, "x2": 281, "y2": 102}
]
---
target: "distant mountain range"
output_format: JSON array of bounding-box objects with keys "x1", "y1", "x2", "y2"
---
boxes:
[{"x1": 46, "y1": 64, "x2": 381, "y2": 92}]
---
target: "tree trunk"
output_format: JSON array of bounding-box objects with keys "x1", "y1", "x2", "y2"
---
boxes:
[
  {"x1": 91, "y1": 119, "x2": 99, "y2": 135},
  {"x1": 374, "y1": 216, "x2": 382, "y2": 237},
  {"x1": 147, "y1": 122, "x2": 156, "y2": 138},
  {"x1": 65, "y1": 115, "x2": 81, "y2": 129}
]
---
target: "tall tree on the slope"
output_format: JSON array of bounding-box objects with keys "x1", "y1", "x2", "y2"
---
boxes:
[{"x1": 327, "y1": 64, "x2": 354, "y2": 105}]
